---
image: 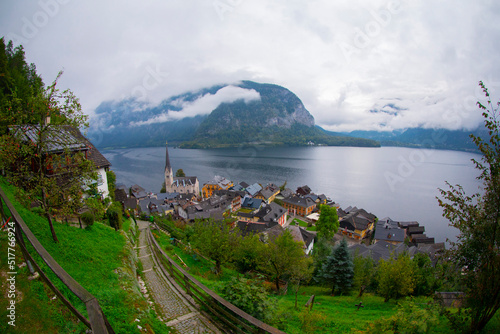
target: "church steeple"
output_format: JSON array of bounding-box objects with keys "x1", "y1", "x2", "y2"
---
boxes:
[{"x1": 164, "y1": 141, "x2": 173, "y2": 188}]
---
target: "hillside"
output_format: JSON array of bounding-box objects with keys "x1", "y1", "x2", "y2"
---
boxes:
[
  {"x1": 344, "y1": 128, "x2": 487, "y2": 152},
  {"x1": 88, "y1": 81, "x2": 379, "y2": 149}
]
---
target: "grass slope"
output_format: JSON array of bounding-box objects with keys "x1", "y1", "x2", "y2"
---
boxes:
[
  {"x1": 0, "y1": 178, "x2": 169, "y2": 333},
  {"x1": 152, "y1": 227, "x2": 500, "y2": 334}
]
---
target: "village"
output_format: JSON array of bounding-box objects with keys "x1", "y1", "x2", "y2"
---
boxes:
[{"x1": 114, "y1": 143, "x2": 445, "y2": 261}]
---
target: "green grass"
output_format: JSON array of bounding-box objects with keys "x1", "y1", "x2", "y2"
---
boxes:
[
  {"x1": 152, "y1": 229, "x2": 238, "y2": 291},
  {"x1": 0, "y1": 178, "x2": 169, "y2": 334},
  {"x1": 292, "y1": 218, "x2": 308, "y2": 227},
  {"x1": 291, "y1": 218, "x2": 317, "y2": 231},
  {"x1": 273, "y1": 287, "x2": 401, "y2": 333},
  {"x1": 152, "y1": 225, "x2": 500, "y2": 334}
]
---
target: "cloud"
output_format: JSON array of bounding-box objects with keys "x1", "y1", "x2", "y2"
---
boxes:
[
  {"x1": 130, "y1": 85, "x2": 260, "y2": 126},
  {"x1": 1, "y1": 0, "x2": 499, "y2": 132}
]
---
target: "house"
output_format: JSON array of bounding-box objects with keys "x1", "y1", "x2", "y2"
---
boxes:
[
  {"x1": 241, "y1": 197, "x2": 263, "y2": 211},
  {"x1": 237, "y1": 220, "x2": 279, "y2": 237},
  {"x1": 230, "y1": 183, "x2": 246, "y2": 192},
  {"x1": 296, "y1": 185, "x2": 312, "y2": 196},
  {"x1": 254, "y1": 202, "x2": 288, "y2": 226},
  {"x1": 213, "y1": 190, "x2": 245, "y2": 212},
  {"x1": 164, "y1": 143, "x2": 199, "y2": 195},
  {"x1": 282, "y1": 195, "x2": 316, "y2": 217},
  {"x1": 239, "y1": 181, "x2": 250, "y2": 189},
  {"x1": 114, "y1": 188, "x2": 128, "y2": 203},
  {"x1": 276, "y1": 188, "x2": 293, "y2": 200},
  {"x1": 244, "y1": 183, "x2": 262, "y2": 197},
  {"x1": 411, "y1": 234, "x2": 435, "y2": 245},
  {"x1": 9, "y1": 124, "x2": 112, "y2": 198},
  {"x1": 202, "y1": 175, "x2": 233, "y2": 198},
  {"x1": 350, "y1": 240, "x2": 444, "y2": 262},
  {"x1": 339, "y1": 213, "x2": 375, "y2": 240},
  {"x1": 286, "y1": 225, "x2": 315, "y2": 254},
  {"x1": 138, "y1": 198, "x2": 173, "y2": 216},
  {"x1": 254, "y1": 183, "x2": 280, "y2": 203},
  {"x1": 68, "y1": 127, "x2": 112, "y2": 198},
  {"x1": 374, "y1": 218, "x2": 406, "y2": 245},
  {"x1": 131, "y1": 184, "x2": 148, "y2": 200},
  {"x1": 178, "y1": 194, "x2": 232, "y2": 221}
]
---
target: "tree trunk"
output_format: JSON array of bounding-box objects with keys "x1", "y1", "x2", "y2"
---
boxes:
[
  {"x1": 358, "y1": 285, "x2": 366, "y2": 298},
  {"x1": 215, "y1": 260, "x2": 221, "y2": 276},
  {"x1": 42, "y1": 187, "x2": 58, "y2": 243},
  {"x1": 275, "y1": 277, "x2": 280, "y2": 293},
  {"x1": 78, "y1": 216, "x2": 82, "y2": 229},
  {"x1": 294, "y1": 281, "x2": 301, "y2": 309}
]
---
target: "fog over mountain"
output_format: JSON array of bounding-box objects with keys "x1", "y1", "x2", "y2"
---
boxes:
[{"x1": 1, "y1": 1, "x2": 499, "y2": 134}]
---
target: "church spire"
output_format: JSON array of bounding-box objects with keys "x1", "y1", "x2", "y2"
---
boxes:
[
  {"x1": 164, "y1": 141, "x2": 173, "y2": 188},
  {"x1": 165, "y1": 141, "x2": 171, "y2": 172}
]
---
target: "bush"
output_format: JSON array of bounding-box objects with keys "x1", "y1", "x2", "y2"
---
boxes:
[
  {"x1": 81, "y1": 211, "x2": 95, "y2": 229},
  {"x1": 107, "y1": 206, "x2": 122, "y2": 231},
  {"x1": 364, "y1": 298, "x2": 441, "y2": 334},
  {"x1": 219, "y1": 277, "x2": 276, "y2": 324}
]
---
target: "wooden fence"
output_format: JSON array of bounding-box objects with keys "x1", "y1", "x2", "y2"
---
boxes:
[
  {"x1": 148, "y1": 223, "x2": 287, "y2": 334},
  {"x1": 0, "y1": 186, "x2": 114, "y2": 334}
]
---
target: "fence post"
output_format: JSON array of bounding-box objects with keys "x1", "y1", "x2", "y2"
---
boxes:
[
  {"x1": 14, "y1": 220, "x2": 35, "y2": 274},
  {"x1": 184, "y1": 274, "x2": 191, "y2": 296}
]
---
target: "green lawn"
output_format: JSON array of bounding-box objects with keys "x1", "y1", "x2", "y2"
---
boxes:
[
  {"x1": 0, "y1": 178, "x2": 168, "y2": 334},
  {"x1": 291, "y1": 217, "x2": 317, "y2": 231}
]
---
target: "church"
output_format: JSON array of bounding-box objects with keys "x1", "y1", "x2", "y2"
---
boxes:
[{"x1": 164, "y1": 142, "x2": 200, "y2": 195}]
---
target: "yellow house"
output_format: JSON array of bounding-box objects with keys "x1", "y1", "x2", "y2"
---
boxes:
[
  {"x1": 202, "y1": 175, "x2": 233, "y2": 198},
  {"x1": 254, "y1": 184, "x2": 280, "y2": 203}
]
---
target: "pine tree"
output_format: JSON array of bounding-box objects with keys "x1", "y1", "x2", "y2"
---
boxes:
[{"x1": 316, "y1": 238, "x2": 354, "y2": 296}]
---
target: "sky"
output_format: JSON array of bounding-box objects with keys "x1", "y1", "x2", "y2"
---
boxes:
[{"x1": 1, "y1": 0, "x2": 500, "y2": 132}]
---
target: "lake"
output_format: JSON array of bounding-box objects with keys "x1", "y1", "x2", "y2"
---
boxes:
[{"x1": 102, "y1": 145, "x2": 483, "y2": 244}]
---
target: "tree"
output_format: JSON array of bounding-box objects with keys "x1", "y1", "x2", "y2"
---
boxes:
[
  {"x1": 0, "y1": 58, "x2": 94, "y2": 243},
  {"x1": 353, "y1": 253, "x2": 375, "y2": 297},
  {"x1": 437, "y1": 81, "x2": 500, "y2": 333},
  {"x1": 260, "y1": 229, "x2": 309, "y2": 292},
  {"x1": 412, "y1": 253, "x2": 436, "y2": 296},
  {"x1": 377, "y1": 253, "x2": 415, "y2": 302},
  {"x1": 316, "y1": 204, "x2": 339, "y2": 240},
  {"x1": 233, "y1": 233, "x2": 266, "y2": 273},
  {"x1": 106, "y1": 170, "x2": 116, "y2": 201},
  {"x1": 289, "y1": 253, "x2": 313, "y2": 309},
  {"x1": 315, "y1": 238, "x2": 354, "y2": 296},
  {"x1": 175, "y1": 169, "x2": 185, "y2": 177},
  {"x1": 191, "y1": 219, "x2": 239, "y2": 275}
]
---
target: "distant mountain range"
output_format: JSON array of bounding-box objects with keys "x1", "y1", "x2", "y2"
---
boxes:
[
  {"x1": 342, "y1": 127, "x2": 485, "y2": 153},
  {"x1": 88, "y1": 81, "x2": 379, "y2": 149}
]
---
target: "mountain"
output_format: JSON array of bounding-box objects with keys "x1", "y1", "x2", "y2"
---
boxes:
[
  {"x1": 88, "y1": 81, "x2": 379, "y2": 149},
  {"x1": 345, "y1": 128, "x2": 487, "y2": 152}
]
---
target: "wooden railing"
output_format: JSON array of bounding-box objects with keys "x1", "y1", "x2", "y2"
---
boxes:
[
  {"x1": 0, "y1": 186, "x2": 114, "y2": 334},
  {"x1": 148, "y1": 223, "x2": 287, "y2": 334}
]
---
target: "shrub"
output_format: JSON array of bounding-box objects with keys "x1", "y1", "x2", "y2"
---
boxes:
[
  {"x1": 364, "y1": 298, "x2": 440, "y2": 334},
  {"x1": 107, "y1": 206, "x2": 122, "y2": 231},
  {"x1": 81, "y1": 211, "x2": 95, "y2": 229},
  {"x1": 219, "y1": 277, "x2": 276, "y2": 324}
]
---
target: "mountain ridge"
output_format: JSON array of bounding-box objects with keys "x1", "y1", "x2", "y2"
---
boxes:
[{"x1": 88, "y1": 81, "x2": 380, "y2": 149}]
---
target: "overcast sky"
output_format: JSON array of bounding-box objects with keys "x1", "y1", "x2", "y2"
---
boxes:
[{"x1": 1, "y1": 0, "x2": 499, "y2": 132}]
